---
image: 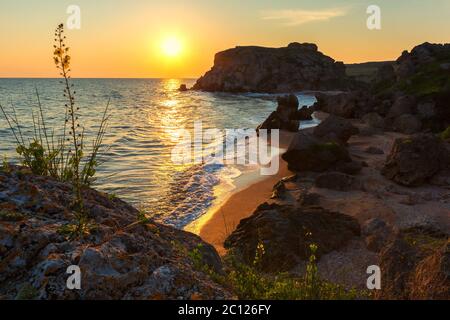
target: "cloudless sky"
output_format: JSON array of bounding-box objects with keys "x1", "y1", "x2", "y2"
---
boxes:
[{"x1": 1, "y1": 0, "x2": 449, "y2": 78}]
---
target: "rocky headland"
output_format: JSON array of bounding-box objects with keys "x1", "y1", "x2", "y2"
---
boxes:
[{"x1": 193, "y1": 42, "x2": 358, "y2": 93}]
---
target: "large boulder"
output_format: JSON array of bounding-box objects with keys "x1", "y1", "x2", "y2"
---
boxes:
[
  {"x1": 224, "y1": 203, "x2": 361, "y2": 272},
  {"x1": 382, "y1": 134, "x2": 449, "y2": 186},
  {"x1": 313, "y1": 115, "x2": 359, "y2": 145},
  {"x1": 387, "y1": 95, "x2": 416, "y2": 119},
  {"x1": 391, "y1": 114, "x2": 422, "y2": 134},
  {"x1": 193, "y1": 42, "x2": 353, "y2": 93},
  {"x1": 282, "y1": 130, "x2": 351, "y2": 172},
  {"x1": 362, "y1": 112, "x2": 385, "y2": 129},
  {"x1": 0, "y1": 167, "x2": 230, "y2": 300}
]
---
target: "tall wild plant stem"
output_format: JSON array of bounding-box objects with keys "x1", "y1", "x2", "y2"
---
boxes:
[{"x1": 55, "y1": 24, "x2": 83, "y2": 213}]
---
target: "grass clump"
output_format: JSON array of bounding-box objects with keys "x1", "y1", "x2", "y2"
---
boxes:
[
  {"x1": 0, "y1": 210, "x2": 25, "y2": 222},
  {"x1": 15, "y1": 284, "x2": 39, "y2": 300},
  {"x1": 0, "y1": 23, "x2": 110, "y2": 238},
  {"x1": 1, "y1": 156, "x2": 11, "y2": 173},
  {"x1": 224, "y1": 243, "x2": 362, "y2": 300},
  {"x1": 187, "y1": 241, "x2": 365, "y2": 300},
  {"x1": 439, "y1": 126, "x2": 450, "y2": 140}
]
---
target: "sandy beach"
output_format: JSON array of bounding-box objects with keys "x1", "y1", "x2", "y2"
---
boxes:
[{"x1": 185, "y1": 131, "x2": 295, "y2": 255}]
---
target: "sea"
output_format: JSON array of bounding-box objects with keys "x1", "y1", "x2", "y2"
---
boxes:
[{"x1": 0, "y1": 78, "x2": 317, "y2": 228}]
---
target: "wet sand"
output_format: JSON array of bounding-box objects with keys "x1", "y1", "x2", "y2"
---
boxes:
[{"x1": 185, "y1": 131, "x2": 294, "y2": 255}]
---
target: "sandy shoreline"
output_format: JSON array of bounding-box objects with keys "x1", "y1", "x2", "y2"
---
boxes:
[{"x1": 185, "y1": 131, "x2": 294, "y2": 255}]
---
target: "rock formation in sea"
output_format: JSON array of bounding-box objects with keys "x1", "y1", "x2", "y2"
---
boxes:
[
  {"x1": 193, "y1": 42, "x2": 354, "y2": 93},
  {"x1": 256, "y1": 94, "x2": 314, "y2": 132}
]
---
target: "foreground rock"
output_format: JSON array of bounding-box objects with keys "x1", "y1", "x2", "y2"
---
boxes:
[
  {"x1": 382, "y1": 133, "x2": 449, "y2": 186},
  {"x1": 313, "y1": 115, "x2": 359, "y2": 145},
  {"x1": 376, "y1": 227, "x2": 449, "y2": 300},
  {"x1": 224, "y1": 203, "x2": 360, "y2": 273},
  {"x1": 0, "y1": 167, "x2": 230, "y2": 300},
  {"x1": 193, "y1": 42, "x2": 354, "y2": 93}
]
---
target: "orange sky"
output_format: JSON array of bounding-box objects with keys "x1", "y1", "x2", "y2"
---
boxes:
[{"x1": 1, "y1": 0, "x2": 449, "y2": 78}]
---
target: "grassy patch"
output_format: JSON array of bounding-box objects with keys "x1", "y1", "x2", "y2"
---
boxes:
[
  {"x1": 0, "y1": 210, "x2": 25, "y2": 221},
  {"x1": 439, "y1": 126, "x2": 450, "y2": 140},
  {"x1": 15, "y1": 284, "x2": 39, "y2": 300}
]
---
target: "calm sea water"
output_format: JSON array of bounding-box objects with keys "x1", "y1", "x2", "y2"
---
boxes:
[{"x1": 0, "y1": 78, "x2": 317, "y2": 227}]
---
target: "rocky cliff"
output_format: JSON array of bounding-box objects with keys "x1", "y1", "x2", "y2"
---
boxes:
[{"x1": 193, "y1": 42, "x2": 353, "y2": 93}]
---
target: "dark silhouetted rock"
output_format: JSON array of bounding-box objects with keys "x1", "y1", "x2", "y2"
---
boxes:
[
  {"x1": 313, "y1": 115, "x2": 359, "y2": 145},
  {"x1": 257, "y1": 94, "x2": 300, "y2": 132},
  {"x1": 282, "y1": 130, "x2": 351, "y2": 172},
  {"x1": 382, "y1": 134, "x2": 449, "y2": 186},
  {"x1": 362, "y1": 112, "x2": 385, "y2": 129},
  {"x1": 387, "y1": 95, "x2": 416, "y2": 119},
  {"x1": 224, "y1": 203, "x2": 361, "y2": 272},
  {"x1": 313, "y1": 92, "x2": 367, "y2": 118},
  {"x1": 375, "y1": 64, "x2": 396, "y2": 83},
  {"x1": 178, "y1": 84, "x2": 188, "y2": 91},
  {"x1": 392, "y1": 114, "x2": 422, "y2": 134},
  {"x1": 193, "y1": 43, "x2": 353, "y2": 93}
]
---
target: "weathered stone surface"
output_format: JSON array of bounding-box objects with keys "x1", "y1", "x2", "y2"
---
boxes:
[
  {"x1": 362, "y1": 112, "x2": 385, "y2": 129},
  {"x1": 362, "y1": 218, "x2": 393, "y2": 252},
  {"x1": 314, "y1": 172, "x2": 358, "y2": 192},
  {"x1": 0, "y1": 167, "x2": 231, "y2": 300},
  {"x1": 282, "y1": 130, "x2": 351, "y2": 172},
  {"x1": 382, "y1": 134, "x2": 449, "y2": 186},
  {"x1": 313, "y1": 92, "x2": 366, "y2": 118},
  {"x1": 224, "y1": 203, "x2": 361, "y2": 272},
  {"x1": 364, "y1": 146, "x2": 384, "y2": 155},
  {"x1": 193, "y1": 43, "x2": 352, "y2": 93},
  {"x1": 313, "y1": 115, "x2": 359, "y2": 145},
  {"x1": 387, "y1": 95, "x2": 416, "y2": 119},
  {"x1": 257, "y1": 94, "x2": 301, "y2": 132},
  {"x1": 392, "y1": 114, "x2": 422, "y2": 134}
]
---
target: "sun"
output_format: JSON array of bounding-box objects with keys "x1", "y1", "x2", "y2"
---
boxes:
[{"x1": 161, "y1": 37, "x2": 182, "y2": 57}]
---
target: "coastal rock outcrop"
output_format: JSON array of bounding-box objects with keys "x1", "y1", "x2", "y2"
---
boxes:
[
  {"x1": 382, "y1": 133, "x2": 449, "y2": 186},
  {"x1": 224, "y1": 203, "x2": 361, "y2": 273},
  {"x1": 313, "y1": 92, "x2": 369, "y2": 118},
  {"x1": 313, "y1": 115, "x2": 359, "y2": 145},
  {"x1": 193, "y1": 42, "x2": 353, "y2": 93},
  {"x1": 257, "y1": 95, "x2": 300, "y2": 132},
  {"x1": 0, "y1": 166, "x2": 231, "y2": 300},
  {"x1": 281, "y1": 129, "x2": 351, "y2": 172}
]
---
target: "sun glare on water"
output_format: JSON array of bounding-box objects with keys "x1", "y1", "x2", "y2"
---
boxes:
[{"x1": 161, "y1": 37, "x2": 182, "y2": 57}]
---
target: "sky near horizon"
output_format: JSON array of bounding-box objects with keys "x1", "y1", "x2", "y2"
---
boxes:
[{"x1": 1, "y1": 0, "x2": 450, "y2": 78}]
